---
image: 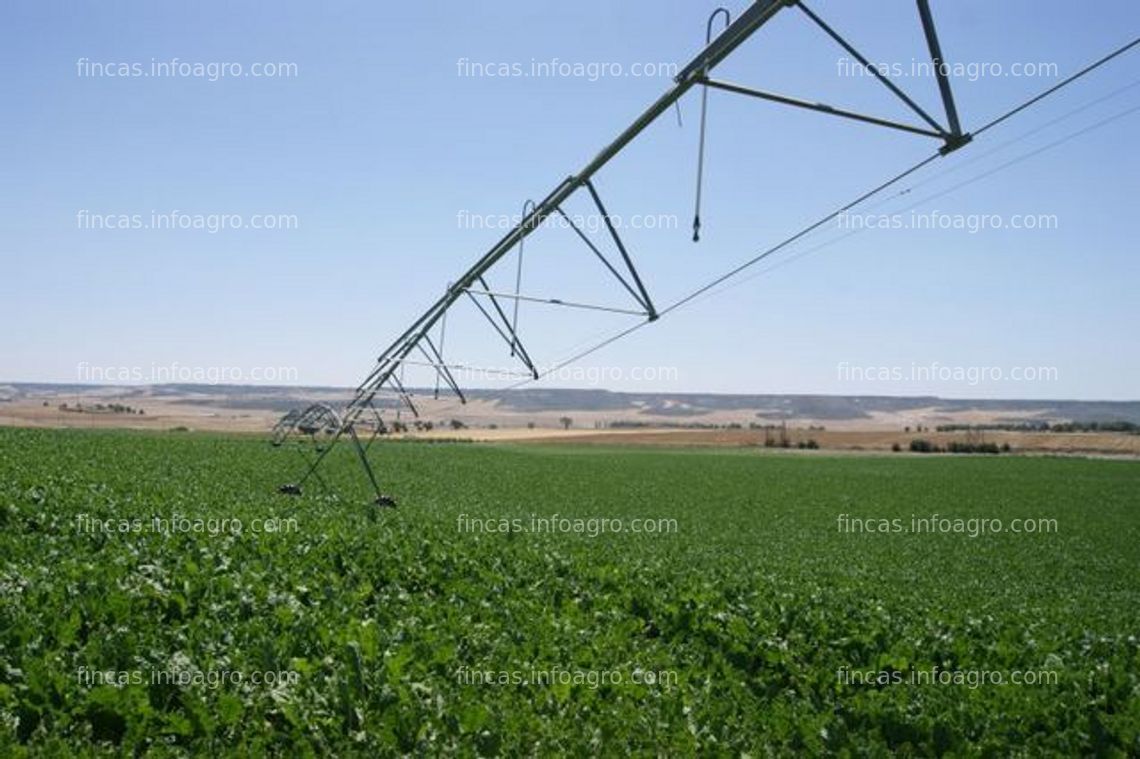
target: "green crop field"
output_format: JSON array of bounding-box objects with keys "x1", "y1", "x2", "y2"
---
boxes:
[{"x1": 1, "y1": 427, "x2": 1138, "y2": 756}]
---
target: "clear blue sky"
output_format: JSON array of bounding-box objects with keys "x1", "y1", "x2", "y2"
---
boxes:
[{"x1": 2, "y1": 0, "x2": 1137, "y2": 400}]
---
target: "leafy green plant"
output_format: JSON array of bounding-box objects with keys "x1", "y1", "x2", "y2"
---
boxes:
[{"x1": 0, "y1": 428, "x2": 1136, "y2": 754}]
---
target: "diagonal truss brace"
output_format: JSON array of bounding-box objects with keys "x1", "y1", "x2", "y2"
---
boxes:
[
  {"x1": 385, "y1": 372, "x2": 419, "y2": 418},
  {"x1": 553, "y1": 203, "x2": 653, "y2": 316},
  {"x1": 697, "y1": 78, "x2": 946, "y2": 139},
  {"x1": 797, "y1": 0, "x2": 950, "y2": 137},
  {"x1": 695, "y1": 0, "x2": 972, "y2": 154},
  {"x1": 584, "y1": 179, "x2": 658, "y2": 320},
  {"x1": 417, "y1": 335, "x2": 466, "y2": 404},
  {"x1": 916, "y1": 0, "x2": 963, "y2": 137}
]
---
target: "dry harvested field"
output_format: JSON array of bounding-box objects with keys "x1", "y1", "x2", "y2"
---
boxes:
[
  {"x1": 0, "y1": 399, "x2": 277, "y2": 433},
  {"x1": 493, "y1": 427, "x2": 1140, "y2": 456}
]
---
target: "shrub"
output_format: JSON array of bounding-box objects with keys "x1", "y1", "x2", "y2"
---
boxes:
[{"x1": 947, "y1": 441, "x2": 1001, "y2": 455}]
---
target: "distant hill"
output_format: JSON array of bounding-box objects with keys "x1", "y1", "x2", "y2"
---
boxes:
[{"x1": 6, "y1": 383, "x2": 1140, "y2": 425}]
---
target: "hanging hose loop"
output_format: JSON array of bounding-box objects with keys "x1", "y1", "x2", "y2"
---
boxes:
[
  {"x1": 706, "y1": 7, "x2": 731, "y2": 46},
  {"x1": 511, "y1": 199, "x2": 537, "y2": 355},
  {"x1": 693, "y1": 8, "x2": 732, "y2": 242}
]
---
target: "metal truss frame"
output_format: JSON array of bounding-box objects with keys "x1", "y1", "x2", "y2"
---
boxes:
[{"x1": 272, "y1": 0, "x2": 972, "y2": 505}]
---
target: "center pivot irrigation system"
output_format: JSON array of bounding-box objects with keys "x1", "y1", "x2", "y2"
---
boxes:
[{"x1": 272, "y1": 0, "x2": 1139, "y2": 505}]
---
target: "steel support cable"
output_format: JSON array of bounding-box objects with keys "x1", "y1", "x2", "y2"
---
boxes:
[
  {"x1": 400, "y1": 358, "x2": 533, "y2": 379},
  {"x1": 886, "y1": 106, "x2": 1140, "y2": 228},
  {"x1": 681, "y1": 76, "x2": 1137, "y2": 291},
  {"x1": 464, "y1": 288, "x2": 648, "y2": 316},
  {"x1": 847, "y1": 78, "x2": 1140, "y2": 215},
  {"x1": 656, "y1": 106, "x2": 1138, "y2": 332},
  {"x1": 480, "y1": 39, "x2": 1140, "y2": 392},
  {"x1": 674, "y1": 99, "x2": 1140, "y2": 312},
  {"x1": 973, "y1": 36, "x2": 1140, "y2": 137}
]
